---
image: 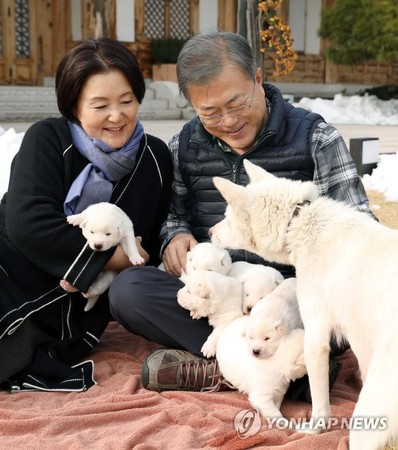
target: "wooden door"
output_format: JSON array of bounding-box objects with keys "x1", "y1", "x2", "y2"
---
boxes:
[{"x1": 0, "y1": 0, "x2": 36, "y2": 85}]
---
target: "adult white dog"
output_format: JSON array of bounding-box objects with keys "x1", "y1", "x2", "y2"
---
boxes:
[
  {"x1": 228, "y1": 261, "x2": 284, "y2": 314},
  {"x1": 177, "y1": 270, "x2": 243, "y2": 357},
  {"x1": 210, "y1": 160, "x2": 398, "y2": 450},
  {"x1": 62, "y1": 202, "x2": 144, "y2": 311},
  {"x1": 246, "y1": 277, "x2": 303, "y2": 358}
]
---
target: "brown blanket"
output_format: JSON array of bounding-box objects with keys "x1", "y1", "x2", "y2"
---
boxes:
[{"x1": 0, "y1": 322, "x2": 361, "y2": 449}]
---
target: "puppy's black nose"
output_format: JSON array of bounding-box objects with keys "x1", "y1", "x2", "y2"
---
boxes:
[
  {"x1": 208, "y1": 227, "x2": 213, "y2": 237},
  {"x1": 94, "y1": 243, "x2": 103, "y2": 251},
  {"x1": 252, "y1": 349, "x2": 260, "y2": 357}
]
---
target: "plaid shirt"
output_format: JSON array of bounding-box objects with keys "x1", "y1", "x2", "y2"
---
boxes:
[{"x1": 159, "y1": 120, "x2": 373, "y2": 254}]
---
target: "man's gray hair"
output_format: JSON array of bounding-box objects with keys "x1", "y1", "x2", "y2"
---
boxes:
[{"x1": 177, "y1": 31, "x2": 257, "y2": 101}]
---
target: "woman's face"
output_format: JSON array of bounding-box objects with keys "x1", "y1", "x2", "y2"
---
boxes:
[
  {"x1": 75, "y1": 69, "x2": 139, "y2": 149},
  {"x1": 188, "y1": 65, "x2": 266, "y2": 155}
]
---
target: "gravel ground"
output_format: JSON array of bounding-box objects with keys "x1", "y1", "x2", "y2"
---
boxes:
[{"x1": 367, "y1": 189, "x2": 398, "y2": 229}]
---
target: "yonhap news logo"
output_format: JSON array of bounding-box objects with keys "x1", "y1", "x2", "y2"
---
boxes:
[
  {"x1": 265, "y1": 416, "x2": 388, "y2": 431},
  {"x1": 233, "y1": 409, "x2": 388, "y2": 438},
  {"x1": 233, "y1": 408, "x2": 262, "y2": 439}
]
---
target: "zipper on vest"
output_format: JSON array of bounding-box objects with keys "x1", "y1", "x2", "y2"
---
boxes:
[
  {"x1": 232, "y1": 164, "x2": 238, "y2": 183},
  {"x1": 251, "y1": 130, "x2": 276, "y2": 151},
  {"x1": 234, "y1": 130, "x2": 276, "y2": 183}
]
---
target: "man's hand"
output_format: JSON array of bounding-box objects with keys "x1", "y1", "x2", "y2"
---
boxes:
[{"x1": 162, "y1": 233, "x2": 197, "y2": 277}]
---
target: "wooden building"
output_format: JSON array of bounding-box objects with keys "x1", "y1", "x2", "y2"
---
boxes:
[{"x1": 0, "y1": 0, "x2": 396, "y2": 87}]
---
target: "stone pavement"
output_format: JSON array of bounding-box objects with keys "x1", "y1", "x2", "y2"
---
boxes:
[{"x1": 1, "y1": 119, "x2": 396, "y2": 155}]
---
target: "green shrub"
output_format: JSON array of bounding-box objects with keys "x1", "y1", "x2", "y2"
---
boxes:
[{"x1": 319, "y1": 0, "x2": 398, "y2": 65}]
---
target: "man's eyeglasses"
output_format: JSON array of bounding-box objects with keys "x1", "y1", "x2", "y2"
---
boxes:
[{"x1": 198, "y1": 83, "x2": 256, "y2": 128}]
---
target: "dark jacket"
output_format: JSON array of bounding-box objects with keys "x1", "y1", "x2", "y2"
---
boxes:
[
  {"x1": 0, "y1": 117, "x2": 172, "y2": 390},
  {"x1": 177, "y1": 83, "x2": 324, "y2": 275}
]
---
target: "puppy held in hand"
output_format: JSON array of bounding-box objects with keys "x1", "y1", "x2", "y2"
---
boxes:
[
  {"x1": 246, "y1": 277, "x2": 303, "y2": 358},
  {"x1": 228, "y1": 261, "x2": 284, "y2": 314},
  {"x1": 181, "y1": 242, "x2": 232, "y2": 283},
  {"x1": 61, "y1": 202, "x2": 144, "y2": 311},
  {"x1": 217, "y1": 316, "x2": 306, "y2": 423},
  {"x1": 177, "y1": 270, "x2": 243, "y2": 357}
]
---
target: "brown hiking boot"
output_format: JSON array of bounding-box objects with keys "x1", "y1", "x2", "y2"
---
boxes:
[{"x1": 141, "y1": 349, "x2": 234, "y2": 392}]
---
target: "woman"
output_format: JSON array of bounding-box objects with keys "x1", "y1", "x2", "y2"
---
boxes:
[{"x1": 0, "y1": 38, "x2": 173, "y2": 391}]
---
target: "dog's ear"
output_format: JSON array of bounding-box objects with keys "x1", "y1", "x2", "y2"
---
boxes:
[
  {"x1": 116, "y1": 225, "x2": 122, "y2": 239},
  {"x1": 213, "y1": 177, "x2": 247, "y2": 208},
  {"x1": 197, "y1": 281, "x2": 210, "y2": 299},
  {"x1": 186, "y1": 251, "x2": 193, "y2": 264},
  {"x1": 243, "y1": 160, "x2": 275, "y2": 183},
  {"x1": 276, "y1": 324, "x2": 287, "y2": 336}
]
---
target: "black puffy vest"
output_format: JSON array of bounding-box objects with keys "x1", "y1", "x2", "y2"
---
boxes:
[{"x1": 178, "y1": 83, "x2": 324, "y2": 276}]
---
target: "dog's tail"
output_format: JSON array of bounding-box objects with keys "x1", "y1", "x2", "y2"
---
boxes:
[{"x1": 349, "y1": 323, "x2": 398, "y2": 450}]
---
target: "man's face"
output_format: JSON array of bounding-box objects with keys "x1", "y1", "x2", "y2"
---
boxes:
[{"x1": 188, "y1": 66, "x2": 267, "y2": 154}]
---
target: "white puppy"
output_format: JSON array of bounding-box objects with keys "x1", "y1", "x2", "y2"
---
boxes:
[
  {"x1": 228, "y1": 261, "x2": 284, "y2": 314},
  {"x1": 63, "y1": 202, "x2": 144, "y2": 311},
  {"x1": 246, "y1": 277, "x2": 303, "y2": 358},
  {"x1": 180, "y1": 242, "x2": 232, "y2": 320},
  {"x1": 177, "y1": 270, "x2": 243, "y2": 357},
  {"x1": 180, "y1": 242, "x2": 232, "y2": 282},
  {"x1": 210, "y1": 160, "x2": 398, "y2": 449},
  {"x1": 217, "y1": 316, "x2": 306, "y2": 422}
]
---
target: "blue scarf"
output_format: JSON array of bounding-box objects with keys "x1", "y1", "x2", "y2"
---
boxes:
[{"x1": 64, "y1": 121, "x2": 144, "y2": 215}]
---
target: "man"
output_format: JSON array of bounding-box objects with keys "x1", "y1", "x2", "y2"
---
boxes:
[{"x1": 109, "y1": 31, "x2": 373, "y2": 393}]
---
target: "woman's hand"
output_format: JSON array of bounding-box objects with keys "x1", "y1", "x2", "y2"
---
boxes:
[
  {"x1": 162, "y1": 233, "x2": 198, "y2": 277},
  {"x1": 60, "y1": 237, "x2": 148, "y2": 293},
  {"x1": 59, "y1": 279, "x2": 79, "y2": 293}
]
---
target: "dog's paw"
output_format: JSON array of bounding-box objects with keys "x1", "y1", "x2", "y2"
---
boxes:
[
  {"x1": 133, "y1": 257, "x2": 146, "y2": 266},
  {"x1": 66, "y1": 213, "x2": 82, "y2": 226},
  {"x1": 201, "y1": 341, "x2": 216, "y2": 358},
  {"x1": 129, "y1": 254, "x2": 146, "y2": 266},
  {"x1": 190, "y1": 311, "x2": 202, "y2": 320}
]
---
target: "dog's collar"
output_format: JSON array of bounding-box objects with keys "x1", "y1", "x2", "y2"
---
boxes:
[{"x1": 288, "y1": 200, "x2": 311, "y2": 228}]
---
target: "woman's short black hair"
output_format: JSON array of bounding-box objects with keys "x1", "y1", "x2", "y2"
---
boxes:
[{"x1": 55, "y1": 37, "x2": 145, "y2": 123}]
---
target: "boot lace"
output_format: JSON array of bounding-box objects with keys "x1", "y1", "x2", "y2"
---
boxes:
[{"x1": 179, "y1": 359, "x2": 235, "y2": 392}]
